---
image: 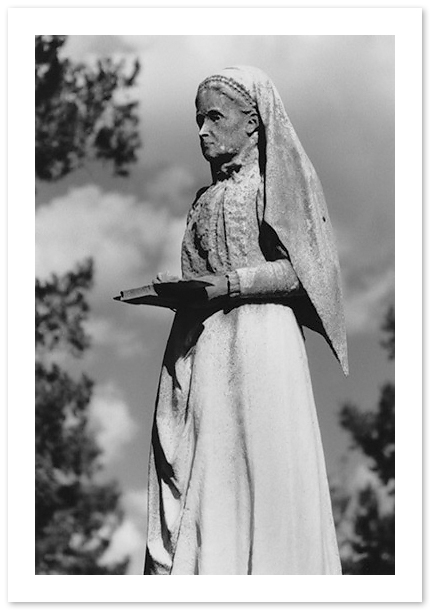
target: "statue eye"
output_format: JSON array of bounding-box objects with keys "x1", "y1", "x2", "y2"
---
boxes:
[{"x1": 208, "y1": 111, "x2": 222, "y2": 122}]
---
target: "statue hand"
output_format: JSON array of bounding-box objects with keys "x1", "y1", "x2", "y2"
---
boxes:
[
  {"x1": 153, "y1": 272, "x2": 181, "y2": 284},
  {"x1": 151, "y1": 273, "x2": 228, "y2": 308},
  {"x1": 189, "y1": 274, "x2": 229, "y2": 306}
]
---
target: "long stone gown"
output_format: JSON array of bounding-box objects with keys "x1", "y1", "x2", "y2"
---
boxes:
[{"x1": 144, "y1": 157, "x2": 342, "y2": 575}]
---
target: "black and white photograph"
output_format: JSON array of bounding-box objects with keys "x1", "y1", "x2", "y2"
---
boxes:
[{"x1": 7, "y1": 6, "x2": 422, "y2": 603}]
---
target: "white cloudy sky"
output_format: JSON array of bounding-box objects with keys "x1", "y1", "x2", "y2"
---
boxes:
[{"x1": 35, "y1": 35, "x2": 394, "y2": 573}]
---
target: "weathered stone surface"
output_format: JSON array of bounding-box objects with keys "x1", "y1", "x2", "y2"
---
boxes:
[{"x1": 144, "y1": 66, "x2": 346, "y2": 575}]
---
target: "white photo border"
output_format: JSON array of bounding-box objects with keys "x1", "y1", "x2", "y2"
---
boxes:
[{"x1": 8, "y1": 6, "x2": 422, "y2": 603}]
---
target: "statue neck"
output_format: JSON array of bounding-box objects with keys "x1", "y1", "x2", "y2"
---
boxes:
[{"x1": 211, "y1": 140, "x2": 259, "y2": 183}]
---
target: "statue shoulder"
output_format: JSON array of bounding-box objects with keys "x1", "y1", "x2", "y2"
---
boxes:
[
  {"x1": 186, "y1": 185, "x2": 211, "y2": 222},
  {"x1": 194, "y1": 185, "x2": 210, "y2": 202}
]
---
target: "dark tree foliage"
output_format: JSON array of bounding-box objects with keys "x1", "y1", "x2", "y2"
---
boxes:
[
  {"x1": 36, "y1": 259, "x2": 93, "y2": 355},
  {"x1": 36, "y1": 260, "x2": 129, "y2": 574},
  {"x1": 340, "y1": 384, "x2": 394, "y2": 488},
  {"x1": 381, "y1": 304, "x2": 395, "y2": 361},
  {"x1": 36, "y1": 35, "x2": 141, "y2": 181},
  {"x1": 337, "y1": 307, "x2": 395, "y2": 575},
  {"x1": 35, "y1": 35, "x2": 141, "y2": 574},
  {"x1": 344, "y1": 488, "x2": 395, "y2": 575}
]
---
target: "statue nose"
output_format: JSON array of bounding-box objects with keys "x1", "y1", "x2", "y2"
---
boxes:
[{"x1": 199, "y1": 121, "x2": 210, "y2": 137}]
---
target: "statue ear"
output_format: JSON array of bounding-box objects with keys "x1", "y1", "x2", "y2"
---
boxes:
[{"x1": 246, "y1": 112, "x2": 259, "y2": 136}]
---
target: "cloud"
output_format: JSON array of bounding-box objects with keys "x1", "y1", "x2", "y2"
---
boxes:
[
  {"x1": 84, "y1": 316, "x2": 147, "y2": 359},
  {"x1": 343, "y1": 263, "x2": 394, "y2": 336},
  {"x1": 63, "y1": 35, "x2": 138, "y2": 62},
  {"x1": 145, "y1": 165, "x2": 196, "y2": 215},
  {"x1": 156, "y1": 215, "x2": 186, "y2": 278},
  {"x1": 35, "y1": 175, "x2": 189, "y2": 373},
  {"x1": 37, "y1": 184, "x2": 167, "y2": 286},
  {"x1": 99, "y1": 488, "x2": 148, "y2": 574},
  {"x1": 101, "y1": 519, "x2": 145, "y2": 574},
  {"x1": 331, "y1": 224, "x2": 393, "y2": 338},
  {"x1": 35, "y1": 181, "x2": 189, "y2": 323},
  {"x1": 89, "y1": 382, "x2": 137, "y2": 465},
  {"x1": 333, "y1": 216, "x2": 394, "y2": 336}
]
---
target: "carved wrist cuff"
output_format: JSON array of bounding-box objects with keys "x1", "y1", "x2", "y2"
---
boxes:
[{"x1": 226, "y1": 271, "x2": 241, "y2": 298}]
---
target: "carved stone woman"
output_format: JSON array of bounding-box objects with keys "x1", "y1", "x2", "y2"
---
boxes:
[{"x1": 144, "y1": 66, "x2": 348, "y2": 575}]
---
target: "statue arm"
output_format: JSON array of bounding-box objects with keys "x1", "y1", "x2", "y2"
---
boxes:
[
  {"x1": 196, "y1": 259, "x2": 303, "y2": 306},
  {"x1": 223, "y1": 220, "x2": 304, "y2": 299},
  {"x1": 227, "y1": 259, "x2": 304, "y2": 299},
  {"x1": 185, "y1": 219, "x2": 304, "y2": 304}
]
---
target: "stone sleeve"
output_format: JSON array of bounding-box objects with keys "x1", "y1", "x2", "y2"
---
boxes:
[{"x1": 227, "y1": 259, "x2": 302, "y2": 299}]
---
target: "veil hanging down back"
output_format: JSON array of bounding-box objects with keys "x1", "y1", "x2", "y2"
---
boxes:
[{"x1": 198, "y1": 66, "x2": 348, "y2": 375}]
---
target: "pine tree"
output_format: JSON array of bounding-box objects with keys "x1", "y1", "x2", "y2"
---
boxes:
[
  {"x1": 35, "y1": 260, "x2": 129, "y2": 574},
  {"x1": 35, "y1": 35, "x2": 141, "y2": 574},
  {"x1": 36, "y1": 35, "x2": 141, "y2": 182},
  {"x1": 335, "y1": 306, "x2": 395, "y2": 574}
]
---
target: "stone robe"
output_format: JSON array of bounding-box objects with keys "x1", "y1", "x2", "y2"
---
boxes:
[{"x1": 144, "y1": 159, "x2": 342, "y2": 575}]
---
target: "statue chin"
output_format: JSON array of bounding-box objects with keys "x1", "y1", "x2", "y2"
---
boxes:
[
  {"x1": 202, "y1": 149, "x2": 235, "y2": 168},
  {"x1": 200, "y1": 145, "x2": 219, "y2": 161}
]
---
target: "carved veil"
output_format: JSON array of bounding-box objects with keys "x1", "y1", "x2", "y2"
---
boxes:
[{"x1": 198, "y1": 66, "x2": 349, "y2": 375}]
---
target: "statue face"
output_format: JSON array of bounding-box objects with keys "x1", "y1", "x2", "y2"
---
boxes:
[{"x1": 196, "y1": 87, "x2": 251, "y2": 163}]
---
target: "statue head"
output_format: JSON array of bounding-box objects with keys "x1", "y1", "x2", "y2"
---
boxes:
[{"x1": 195, "y1": 79, "x2": 260, "y2": 170}]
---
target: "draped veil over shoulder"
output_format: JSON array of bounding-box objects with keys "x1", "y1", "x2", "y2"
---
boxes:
[{"x1": 144, "y1": 66, "x2": 347, "y2": 575}]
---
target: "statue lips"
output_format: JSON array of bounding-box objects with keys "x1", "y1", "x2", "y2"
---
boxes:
[
  {"x1": 200, "y1": 139, "x2": 213, "y2": 151},
  {"x1": 200, "y1": 139, "x2": 216, "y2": 160}
]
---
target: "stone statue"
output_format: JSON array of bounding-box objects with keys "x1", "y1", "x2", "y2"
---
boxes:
[{"x1": 143, "y1": 66, "x2": 348, "y2": 575}]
